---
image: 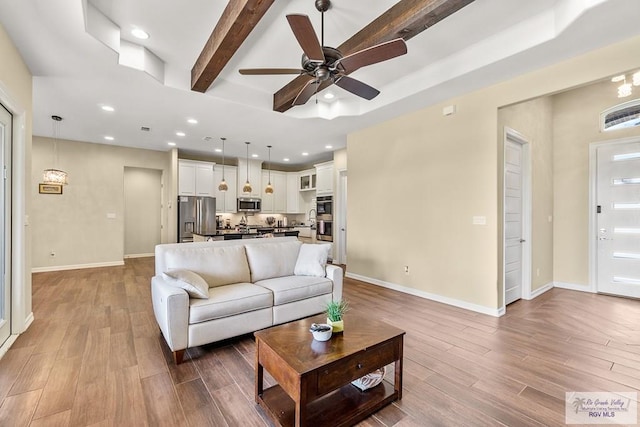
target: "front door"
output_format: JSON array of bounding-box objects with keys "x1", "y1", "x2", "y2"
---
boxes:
[
  {"x1": 596, "y1": 140, "x2": 640, "y2": 298},
  {"x1": 0, "y1": 103, "x2": 12, "y2": 347}
]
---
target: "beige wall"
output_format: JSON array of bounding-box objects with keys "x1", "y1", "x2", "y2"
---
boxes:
[
  {"x1": 553, "y1": 80, "x2": 640, "y2": 286},
  {"x1": 0, "y1": 23, "x2": 33, "y2": 330},
  {"x1": 32, "y1": 137, "x2": 174, "y2": 269},
  {"x1": 498, "y1": 97, "x2": 554, "y2": 303},
  {"x1": 348, "y1": 35, "x2": 640, "y2": 312}
]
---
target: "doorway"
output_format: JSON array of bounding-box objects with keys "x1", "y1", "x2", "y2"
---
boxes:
[
  {"x1": 503, "y1": 128, "x2": 531, "y2": 306},
  {"x1": 0, "y1": 103, "x2": 12, "y2": 347},
  {"x1": 594, "y1": 139, "x2": 640, "y2": 298},
  {"x1": 124, "y1": 167, "x2": 162, "y2": 258}
]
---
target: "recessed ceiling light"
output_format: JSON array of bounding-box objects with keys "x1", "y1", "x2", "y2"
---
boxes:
[
  {"x1": 104, "y1": 136, "x2": 114, "y2": 141},
  {"x1": 168, "y1": 142, "x2": 176, "y2": 146},
  {"x1": 283, "y1": 158, "x2": 290, "y2": 162},
  {"x1": 187, "y1": 118, "x2": 198, "y2": 124},
  {"x1": 176, "y1": 131, "x2": 186, "y2": 137},
  {"x1": 323, "y1": 92, "x2": 335, "y2": 99},
  {"x1": 252, "y1": 154, "x2": 259, "y2": 158},
  {"x1": 101, "y1": 105, "x2": 114, "y2": 112},
  {"x1": 131, "y1": 28, "x2": 149, "y2": 40},
  {"x1": 302, "y1": 152, "x2": 309, "y2": 156},
  {"x1": 325, "y1": 145, "x2": 333, "y2": 149},
  {"x1": 214, "y1": 148, "x2": 222, "y2": 153}
]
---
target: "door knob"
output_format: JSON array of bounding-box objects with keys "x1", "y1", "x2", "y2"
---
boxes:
[{"x1": 519, "y1": 239, "x2": 526, "y2": 243}]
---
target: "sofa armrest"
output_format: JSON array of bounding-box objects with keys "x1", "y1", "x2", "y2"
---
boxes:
[
  {"x1": 151, "y1": 276, "x2": 189, "y2": 352},
  {"x1": 326, "y1": 264, "x2": 343, "y2": 302}
]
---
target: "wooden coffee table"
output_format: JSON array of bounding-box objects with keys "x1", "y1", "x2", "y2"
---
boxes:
[{"x1": 254, "y1": 313, "x2": 405, "y2": 427}]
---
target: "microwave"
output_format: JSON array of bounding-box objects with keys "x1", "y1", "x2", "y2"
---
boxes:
[{"x1": 237, "y1": 197, "x2": 261, "y2": 212}]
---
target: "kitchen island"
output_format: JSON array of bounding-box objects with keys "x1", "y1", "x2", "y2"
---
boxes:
[{"x1": 193, "y1": 227, "x2": 299, "y2": 242}]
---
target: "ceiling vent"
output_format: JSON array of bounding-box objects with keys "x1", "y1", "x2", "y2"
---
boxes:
[
  {"x1": 140, "y1": 126, "x2": 150, "y2": 132},
  {"x1": 203, "y1": 136, "x2": 213, "y2": 141}
]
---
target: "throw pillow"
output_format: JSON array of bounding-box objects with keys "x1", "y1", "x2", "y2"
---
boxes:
[
  {"x1": 162, "y1": 269, "x2": 209, "y2": 299},
  {"x1": 294, "y1": 243, "x2": 331, "y2": 277}
]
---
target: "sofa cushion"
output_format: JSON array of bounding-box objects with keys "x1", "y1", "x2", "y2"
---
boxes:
[
  {"x1": 294, "y1": 243, "x2": 331, "y2": 277},
  {"x1": 245, "y1": 240, "x2": 302, "y2": 282},
  {"x1": 189, "y1": 283, "x2": 273, "y2": 324},
  {"x1": 255, "y1": 275, "x2": 333, "y2": 306},
  {"x1": 162, "y1": 269, "x2": 209, "y2": 299},
  {"x1": 164, "y1": 245, "x2": 250, "y2": 288}
]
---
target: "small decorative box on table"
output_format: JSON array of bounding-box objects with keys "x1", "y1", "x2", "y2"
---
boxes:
[{"x1": 254, "y1": 313, "x2": 405, "y2": 427}]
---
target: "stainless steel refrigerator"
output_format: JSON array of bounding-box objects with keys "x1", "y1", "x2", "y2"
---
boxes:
[{"x1": 177, "y1": 196, "x2": 216, "y2": 242}]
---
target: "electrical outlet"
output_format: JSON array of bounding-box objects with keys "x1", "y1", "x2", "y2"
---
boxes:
[
  {"x1": 50, "y1": 251, "x2": 56, "y2": 257},
  {"x1": 404, "y1": 265, "x2": 410, "y2": 275}
]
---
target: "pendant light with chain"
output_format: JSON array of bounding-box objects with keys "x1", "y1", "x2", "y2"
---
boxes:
[
  {"x1": 218, "y1": 137, "x2": 228, "y2": 192},
  {"x1": 242, "y1": 141, "x2": 252, "y2": 194},
  {"x1": 42, "y1": 115, "x2": 69, "y2": 185},
  {"x1": 265, "y1": 145, "x2": 274, "y2": 194}
]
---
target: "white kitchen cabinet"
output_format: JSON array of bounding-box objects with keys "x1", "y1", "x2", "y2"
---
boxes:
[
  {"x1": 315, "y1": 161, "x2": 333, "y2": 196},
  {"x1": 213, "y1": 165, "x2": 237, "y2": 213},
  {"x1": 299, "y1": 169, "x2": 316, "y2": 192},
  {"x1": 286, "y1": 172, "x2": 304, "y2": 213},
  {"x1": 261, "y1": 170, "x2": 287, "y2": 213},
  {"x1": 178, "y1": 160, "x2": 216, "y2": 196},
  {"x1": 178, "y1": 161, "x2": 196, "y2": 195},
  {"x1": 237, "y1": 158, "x2": 263, "y2": 198}
]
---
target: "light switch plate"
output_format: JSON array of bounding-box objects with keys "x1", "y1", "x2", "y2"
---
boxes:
[
  {"x1": 107, "y1": 213, "x2": 116, "y2": 219},
  {"x1": 473, "y1": 216, "x2": 487, "y2": 225}
]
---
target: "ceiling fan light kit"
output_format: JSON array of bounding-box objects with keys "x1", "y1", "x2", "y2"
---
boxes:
[{"x1": 239, "y1": 0, "x2": 407, "y2": 108}]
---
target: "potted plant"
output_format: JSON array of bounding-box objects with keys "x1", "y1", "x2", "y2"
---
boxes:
[{"x1": 326, "y1": 299, "x2": 349, "y2": 333}]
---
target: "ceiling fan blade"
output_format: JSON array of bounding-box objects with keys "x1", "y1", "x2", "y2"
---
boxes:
[
  {"x1": 334, "y1": 76, "x2": 380, "y2": 100},
  {"x1": 239, "y1": 68, "x2": 304, "y2": 75},
  {"x1": 336, "y1": 38, "x2": 407, "y2": 74},
  {"x1": 293, "y1": 78, "x2": 321, "y2": 106},
  {"x1": 286, "y1": 14, "x2": 325, "y2": 62}
]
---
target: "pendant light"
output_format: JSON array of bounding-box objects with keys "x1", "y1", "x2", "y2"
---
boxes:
[
  {"x1": 42, "y1": 115, "x2": 69, "y2": 185},
  {"x1": 242, "y1": 141, "x2": 252, "y2": 194},
  {"x1": 265, "y1": 145, "x2": 274, "y2": 194},
  {"x1": 218, "y1": 137, "x2": 228, "y2": 192}
]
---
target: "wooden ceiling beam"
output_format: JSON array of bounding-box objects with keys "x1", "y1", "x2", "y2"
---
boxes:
[
  {"x1": 191, "y1": 0, "x2": 275, "y2": 93},
  {"x1": 273, "y1": 0, "x2": 475, "y2": 113}
]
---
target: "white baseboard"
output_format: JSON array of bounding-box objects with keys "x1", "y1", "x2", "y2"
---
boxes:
[
  {"x1": 554, "y1": 281, "x2": 595, "y2": 293},
  {"x1": 124, "y1": 253, "x2": 154, "y2": 259},
  {"x1": 525, "y1": 282, "x2": 554, "y2": 300},
  {"x1": 0, "y1": 311, "x2": 35, "y2": 360},
  {"x1": 346, "y1": 272, "x2": 504, "y2": 317},
  {"x1": 23, "y1": 312, "x2": 34, "y2": 332},
  {"x1": 0, "y1": 335, "x2": 19, "y2": 360},
  {"x1": 32, "y1": 260, "x2": 124, "y2": 273}
]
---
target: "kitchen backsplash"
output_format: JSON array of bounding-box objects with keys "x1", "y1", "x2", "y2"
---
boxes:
[{"x1": 216, "y1": 212, "x2": 312, "y2": 228}]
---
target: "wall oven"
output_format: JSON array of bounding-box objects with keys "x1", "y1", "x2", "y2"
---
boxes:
[{"x1": 316, "y1": 195, "x2": 333, "y2": 242}]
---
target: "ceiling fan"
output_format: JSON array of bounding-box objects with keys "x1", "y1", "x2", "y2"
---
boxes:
[{"x1": 239, "y1": 0, "x2": 408, "y2": 107}]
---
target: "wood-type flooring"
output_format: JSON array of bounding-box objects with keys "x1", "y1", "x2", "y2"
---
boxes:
[{"x1": 0, "y1": 257, "x2": 639, "y2": 426}]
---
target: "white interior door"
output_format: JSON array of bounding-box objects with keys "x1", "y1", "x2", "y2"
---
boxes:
[
  {"x1": 596, "y1": 141, "x2": 640, "y2": 298},
  {"x1": 124, "y1": 167, "x2": 162, "y2": 257},
  {"x1": 0, "y1": 103, "x2": 12, "y2": 347},
  {"x1": 337, "y1": 171, "x2": 347, "y2": 264},
  {"x1": 504, "y1": 138, "x2": 524, "y2": 305}
]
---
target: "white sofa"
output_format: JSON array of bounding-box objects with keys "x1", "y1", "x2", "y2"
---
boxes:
[{"x1": 151, "y1": 237, "x2": 343, "y2": 363}]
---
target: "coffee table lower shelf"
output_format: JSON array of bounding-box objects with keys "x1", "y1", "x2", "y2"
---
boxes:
[{"x1": 257, "y1": 380, "x2": 397, "y2": 427}]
